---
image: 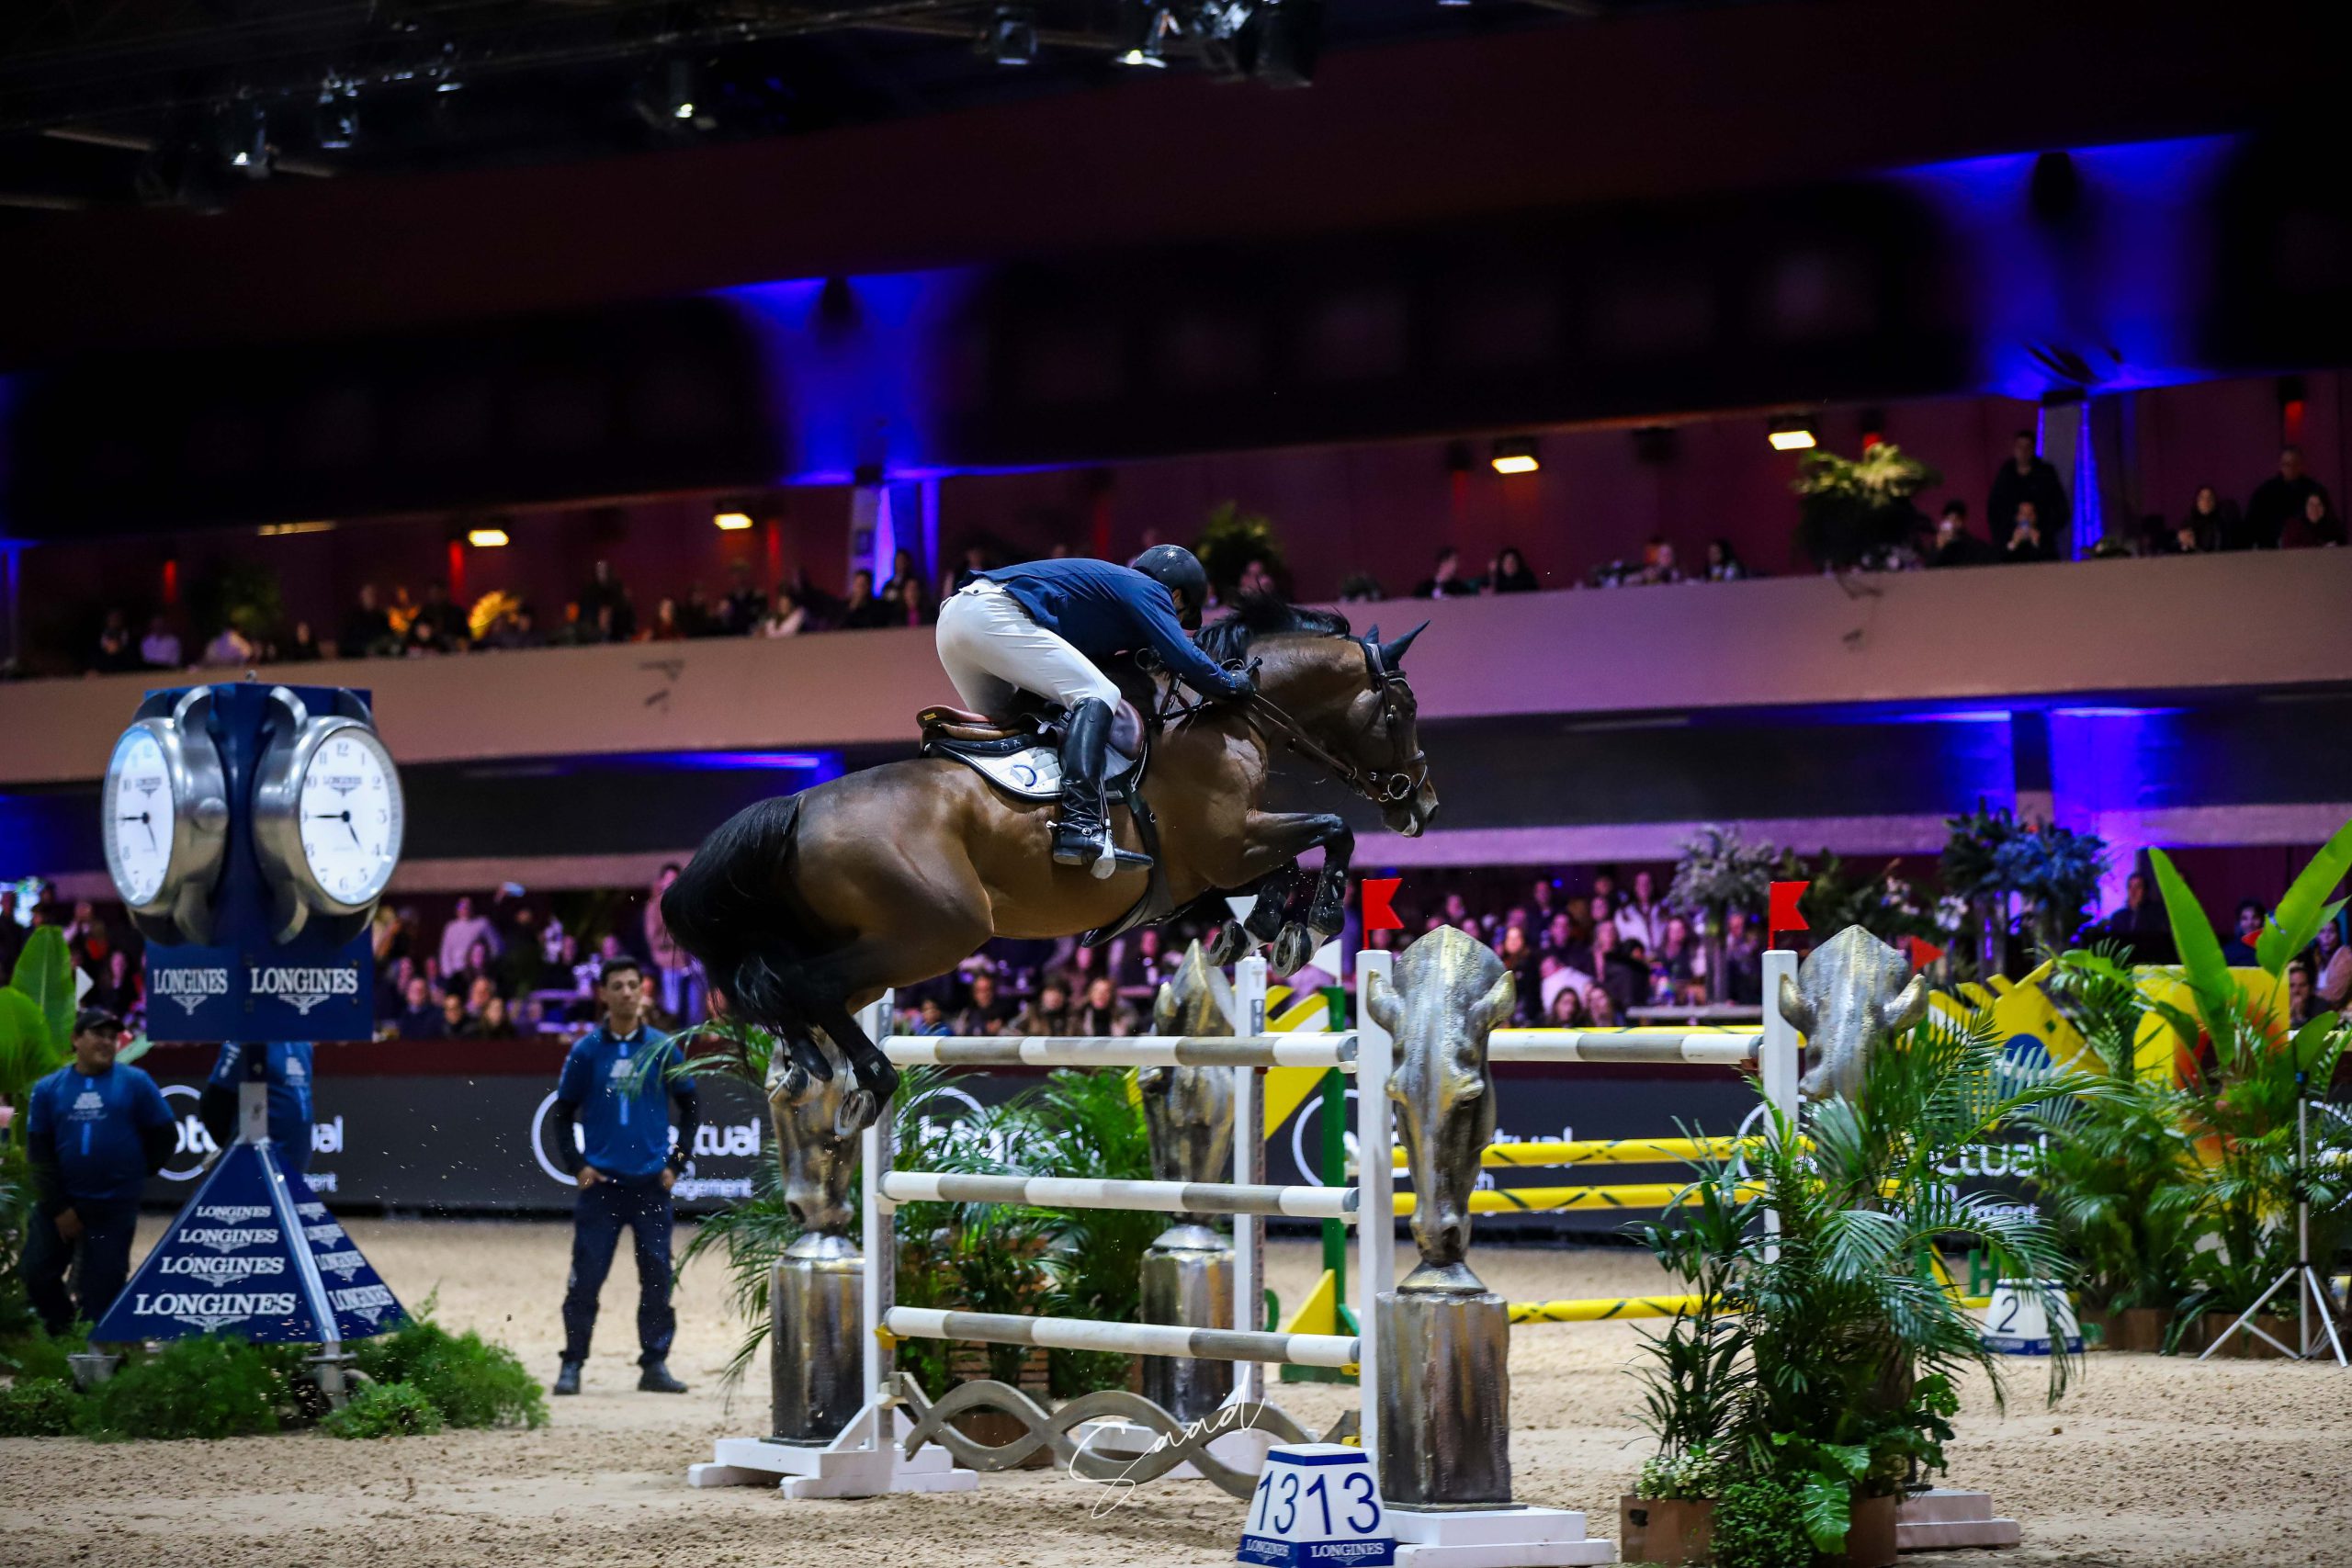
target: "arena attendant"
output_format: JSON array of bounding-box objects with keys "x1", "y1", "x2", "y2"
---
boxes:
[
  {"x1": 20, "y1": 1008, "x2": 175, "y2": 1337},
  {"x1": 548, "y1": 958, "x2": 699, "y2": 1396}
]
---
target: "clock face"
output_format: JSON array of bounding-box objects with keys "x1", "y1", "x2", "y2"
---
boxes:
[
  {"x1": 296, "y1": 727, "x2": 403, "y2": 908},
  {"x1": 105, "y1": 728, "x2": 178, "y2": 907}
]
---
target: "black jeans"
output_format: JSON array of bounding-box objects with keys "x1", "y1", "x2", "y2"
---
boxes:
[
  {"x1": 23, "y1": 1197, "x2": 141, "y2": 1338},
  {"x1": 560, "y1": 1173, "x2": 675, "y2": 1365}
]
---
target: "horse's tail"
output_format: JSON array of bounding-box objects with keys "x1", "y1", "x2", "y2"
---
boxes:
[{"x1": 662, "y1": 795, "x2": 812, "y2": 1040}]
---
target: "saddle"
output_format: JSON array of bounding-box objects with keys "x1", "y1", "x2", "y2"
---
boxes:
[
  {"x1": 916, "y1": 700, "x2": 1148, "y2": 801},
  {"x1": 917, "y1": 698, "x2": 1169, "y2": 946}
]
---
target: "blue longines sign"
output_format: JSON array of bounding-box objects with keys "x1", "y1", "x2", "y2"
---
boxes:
[
  {"x1": 146, "y1": 947, "x2": 371, "y2": 1042},
  {"x1": 96, "y1": 1141, "x2": 405, "y2": 1343}
]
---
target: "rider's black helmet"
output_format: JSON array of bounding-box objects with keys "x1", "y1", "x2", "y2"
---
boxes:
[{"x1": 1129, "y1": 545, "x2": 1210, "y2": 630}]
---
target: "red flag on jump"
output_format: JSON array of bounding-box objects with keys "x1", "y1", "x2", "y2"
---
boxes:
[
  {"x1": 1362, "y1": 878, "x2": 1404, "y2": 932},
  {"x1": 1906, "y1": 936, "x2": 1947, "y2": 971},
  {"x1": 1767, "y1": 880, "x2": 1810, "y2": 947}
]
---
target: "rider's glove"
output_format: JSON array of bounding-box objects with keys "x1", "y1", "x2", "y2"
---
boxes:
[{"x1": 1218, "y1": 657, "x2": 1259, "y2": 701}]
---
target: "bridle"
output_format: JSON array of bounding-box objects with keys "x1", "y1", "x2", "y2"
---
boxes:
[{"x1": 1237, "y1": 636, "x2": 1430, "y2": 810}]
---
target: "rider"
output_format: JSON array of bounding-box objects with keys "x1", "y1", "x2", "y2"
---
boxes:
[{"x1": 934, "y1": 546, "x2": 1254, "y2": 877}]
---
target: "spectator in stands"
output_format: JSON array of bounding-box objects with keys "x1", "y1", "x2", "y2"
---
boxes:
[
  {"x1": 1988, "y1": 429, "x2": 2067, "y2": 551},
  {"x1": 1414, "y1": 547, "x2": 1477, "y2": 599},
  {"x1": 439, "y1": 990, "x2": 469, "y2": 1036},
  {"x1": 86, "y1": 949, "x2": 141, "y2": 1020},
  {"x1": 2282, "y1": 490, "x2": 2346, "y2": 548},
  {"x1": 2287, "y1": 962, "x2": 2317, "y2": 1027},
  {"x1": 1539, "y1": 949, "x2": 1594, "y2": 1021},
  {"x1": 405, "y1": 581, "x2": 466, "y2": 654},
  {"x1": 2108, "y1": 872, "x2": 2167, "y2": 953},
  {"x1": 881, "y1": 549, "x2": 923, "y2": 608},
  {"x1": 646, "y1": 599, "x2": 687, "y2": 641},
  {"x1": 888, "y1": 575, "x2": 929, "y2": 627},
  {"x1": 439, "y1": 896, "x2": 501, "y2": 976},
  {"x1": 139, "y1": 615, "x2": 182, "y2": 670},
  {"x1": 385, "y1": 585, "x2": 418, "y2": 640},
  {"x1": 1721, "y1": 909, "x2": 1763, "y2": 1005},
  {"x1": 2313, "y1": 920, "x2": 2350, "y2": 1010},
  {"x1": 341, "y1": 585, "x2": 393, "y2": 658},
  {"x1": 2003, "y1": 500, "x2": 2057, "y2": 562},
  {"x1": 680, "y1": 583, "x2": 722, "y2": 637},
  {"x1": 1544, "y1": 986, "x2": 1588, "y2": 1028},
  {"x1": 0, "y1": 891, "x2": 24, "y2": 977},
  {"x1": 2222, "y1": 899, "x2": 2265, "y2": 966},
  {"x1": 645, "y1": 864, "x2": 703, "y2": 1025},
  {"x1": 1069, "y1": 974, "x2": 1140, "y2": 1036},
  {"x1": 2181, "y1": 486, "x2": 2237, "y2": 552},
  {"x1": 1637, "y1": 538, "x2": 1682, "y2": 585},
  {"x1": 754, "y1": 588, "x2": 805, "y2": 637},
  {"x1": 1928, "y1": 501, "x2": 1994, "y2": 568},
  {"x1": 581, "y1": 560, "x2": 635, "y2": 642},
  {"x1": 1703, "y1": 539, "x2": 1750, "y2": 581},
  {"x1": 910, "y1": 998, "x2": 953, "y2": 1036},
  {"x1": 2245, "y1": 447, "x2": 2332, "y2": 550},
  {"x1": 92, "y1": 609, "x2": 137, "y2": 673},
  {"x1": 477, "y1": 995, "x2": 518, "y2": 1039},
  {"x1": 199, "y1": 620, "x2": 254, "y2": 667},
  {"x1": 464, "y1": 973, "x2": 498, "y2": 1023},
  {"x1": 722, "y1": 563, "x2": 767, "y2": 634},
  {"x1": 952, "y1": 971, "x2": 1013, "y2": 1036},
  {"x1": 1486, "y1": 547, "x2": 1541, "y2": 594},
  {"x1": 1583, "y1": 985, "x2": 1619, "y2": 1026},
  {"x1": 1613, "y1": 871, "x2": 1666, "y2": 951},
  {"x1": 1495, "y1": 925, "x2": 1540, "y2": 1023},
  {"x1": 283, "y1": 621, "x2": 321, "y2": 662},
  {"x1": 395, "y1": 976, "x2": 445, "y2": 1040},
  {"x1": 1012, "y1": 975, "x2": 1071, "y2": 1036},
  {"x1": 1657, "y1": 915, "x2": 1701, "y2": 994},
  {"x1": 839, "y1": 569, "x2": 891, "y2": 629}
]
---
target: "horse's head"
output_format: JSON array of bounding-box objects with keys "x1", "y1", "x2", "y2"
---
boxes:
[
  {"x1": 1203, "y1": 598, "x2": 1439, "y2": 837},
  {"x1": 765, "y1": 1044, "x2": 866, "y2": 1236},
  {"x1": 1367, "y1": 925, "x2": 1512, "y2": 1291},
  {"x1": 1778, "y1": 923, "x2": 1928, "y2": 1103},
  {"x1": 1140, "y1": 942, "x2": 1237, "y2": 1191}
]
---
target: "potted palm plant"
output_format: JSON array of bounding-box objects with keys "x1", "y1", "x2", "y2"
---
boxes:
[{"x1": 1628, "y1": 1000, "x2": 2080, "y2": 1566}]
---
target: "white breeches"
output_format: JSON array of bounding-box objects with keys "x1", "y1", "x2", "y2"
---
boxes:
[{"x1": 933, "y1": 581, "x2": 1122, "y2": 718}]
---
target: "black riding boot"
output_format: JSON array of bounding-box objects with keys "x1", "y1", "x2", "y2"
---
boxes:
[{"x1": 1053, "y1": 698, "x2": 1119, "y2": 877}]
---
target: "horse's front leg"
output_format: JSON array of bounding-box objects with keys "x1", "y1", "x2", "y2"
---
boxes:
[{"x1": 1223, "y1": 811, "x2": 1351, "y2": 977}]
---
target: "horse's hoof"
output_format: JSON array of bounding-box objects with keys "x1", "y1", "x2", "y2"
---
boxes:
[
  {"x1": 1205, "y1": 921, "x2": 1250, "y2": 966},
  {"x1": 1272, "y1": 923, "x2": 1315, "y2": 977}
]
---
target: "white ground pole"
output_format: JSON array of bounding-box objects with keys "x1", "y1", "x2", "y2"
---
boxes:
[
  {"x1": 1231, "y1": 955, "x2": 1268, "y2": 1405},
  {"x1": 690, "y1": 991, "x2": 978, "y2": 1497}
]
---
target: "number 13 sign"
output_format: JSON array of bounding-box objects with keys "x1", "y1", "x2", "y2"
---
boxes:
[{"x1": 1238, "y1": 1444, "x2": 1393, "y2": 1567}]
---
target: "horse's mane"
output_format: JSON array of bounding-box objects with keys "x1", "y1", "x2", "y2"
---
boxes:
[{"x1": 1194, "y1": 593, "x2": 1354, "y2": 663}]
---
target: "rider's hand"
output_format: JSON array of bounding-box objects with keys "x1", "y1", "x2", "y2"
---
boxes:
[{"x1": 576, "y1": 1167, "x2": 603, "y2": 1190}]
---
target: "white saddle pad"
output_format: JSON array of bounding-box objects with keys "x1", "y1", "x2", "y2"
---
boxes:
[{"x1": 948, "y1": 743, "x2": 1140, "y2": 802}]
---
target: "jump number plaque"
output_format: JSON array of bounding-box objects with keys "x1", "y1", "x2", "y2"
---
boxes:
[{"x1": 1238, "y1": 1444, "x2": 1393, "y2": 1567}]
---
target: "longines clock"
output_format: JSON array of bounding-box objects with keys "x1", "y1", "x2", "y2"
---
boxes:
[
  {"x1": 101, "y1": 686, "x2": 230, "y2": 945},
  {"x1": 252, "y1": 686, "x2": 406, "y2": 943}
]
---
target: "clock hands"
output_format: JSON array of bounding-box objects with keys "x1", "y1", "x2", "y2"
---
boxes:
[
  {"x1": 311, "y1": 808, "x2": 361, "y2": 846},
  {"x1": 119, "y1": 811, "x2": 155, "y2": 852}
]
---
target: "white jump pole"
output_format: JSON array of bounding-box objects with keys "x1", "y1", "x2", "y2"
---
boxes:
[
  {"x1": 1230, "y1": 955, "x2": 1269, "y2": 1404},
  {"x1": 1353, "y1": 946, "x2": 1396, "y2": 1484},
  {"x1": 1758, "y1": 950, "x2": 1799, "y2": 1254},
  {"x1": 860, "y1": 991, "x2": 895, "y2": 1452}
]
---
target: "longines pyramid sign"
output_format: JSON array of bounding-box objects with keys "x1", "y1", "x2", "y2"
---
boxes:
[{"x1": 95, "y1": 1140, "x2": 406, "y2": 1344}]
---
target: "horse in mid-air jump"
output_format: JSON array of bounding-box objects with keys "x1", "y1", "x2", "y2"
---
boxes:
[{"x1": 660, "y1": 597, "x2": 1439, "y2": 1128}]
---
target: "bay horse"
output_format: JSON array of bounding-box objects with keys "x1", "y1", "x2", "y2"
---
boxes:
[{"x1": 661, "y1": 597, "x2": 1439, "y2": 1127}]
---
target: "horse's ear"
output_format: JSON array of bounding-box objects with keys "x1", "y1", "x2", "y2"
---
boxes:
[
  {"x1": 1380, "y1": 621, "x2": 1429, "y2": 670},
  {"x1": 1880, "y1": 970, "x2": 1929, "y2": 1035},
  {"x1": 1365, "y1": 624, "x2": 1382, "y2": 645},
  {"x1": 1366, "y1": 970, "x2": 1401, "y2": 1034},
  {"x1": 1472, "y1": 970, "x2": 1514, "y2": 1035},
  {"x1": 1778, "y1": 973, "x2": 1816, "y2": 1036}
]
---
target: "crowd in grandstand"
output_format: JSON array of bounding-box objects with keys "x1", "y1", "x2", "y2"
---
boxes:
[
  {"x1": 48, "y1": 445, "x2": 2340, "y2": 681},
  {"x1": 15, "y1": 851, "x2": 2344, "y2": 1047}
]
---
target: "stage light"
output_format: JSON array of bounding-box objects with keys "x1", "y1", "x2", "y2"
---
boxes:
[
  {"x1": 1118, "y1": 3, "x2": 1175, "y2": 65},
  {"x1": 221, "y1": 100, "x2": 269, "y2": 177},
  {"x1": 315, "y1": 86, "x2": 359, "y2": 151},
  {"x1": 256, "y1": 521, "x2": 336, "y2": 538},
  {"x1": 467, "y1": 528, "x2": 510, "y2": 547},
  {"x1": 1768, "y1": 415, "x2": 1817, "y2": 451},
  {"x1": 714, "y1": 511, "x2": 754, "y2": 532},
  {"x1": 988, "y1": 6, "x2": 1039, "y2": 64},
  {"x1": 1490, "y1": 437, "x2": 1540, "y2": 475}
]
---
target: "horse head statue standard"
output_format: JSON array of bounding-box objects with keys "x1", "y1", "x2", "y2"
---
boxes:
[
  {"x1": 1778, "y1": 924, "x2": 1929, "y2": 1102},
  {"x1": 764, "y1": 1034, "x2": 867, "y2": 1237},
  {"x1": 1365, "y1": 926, "x2": 1514, "y2": 1292},
  {"x1": 1142, "y1": 942, "x2": 1238, "y2": 1206}
]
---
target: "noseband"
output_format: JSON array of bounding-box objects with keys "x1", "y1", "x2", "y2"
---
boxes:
[{"x1": 1240, "y1": 637, "x2": 1429, "y2": 810}]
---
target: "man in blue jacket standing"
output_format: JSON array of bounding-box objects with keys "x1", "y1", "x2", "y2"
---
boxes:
[
  {"x1": 22, "y1": 1008, "x2": 175, "y2": 1336},
  {"x1": 198, "y1": 1041, "x2": 315, "y2": 1175},
  {"x1": 550, "y1": 957, "x2": 699, "y2": 1395},
  {"x1": 933, "y1": 546, "x2": 1254, "y2": 877}
]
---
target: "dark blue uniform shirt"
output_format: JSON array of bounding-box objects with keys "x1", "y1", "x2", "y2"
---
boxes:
[
  {"x1": 978, "y1": 559, "x2": 1250, "y2": 698},
  {"x1": 555, "y1": 1025, "x2": 690, "y2": 1180},
  {"x1": 27, "y1": 1064, "x2": 173, "y2": 1204}
]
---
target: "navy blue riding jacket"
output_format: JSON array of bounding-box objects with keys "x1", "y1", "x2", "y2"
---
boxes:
[{"x1": 978, "y1": 559, "x2": 1250, "y2": 700}]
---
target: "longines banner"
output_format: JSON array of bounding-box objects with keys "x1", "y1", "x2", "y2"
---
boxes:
[{"x1": 137, "y1": 1065, "x2": 1772, "y2": 1230}]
